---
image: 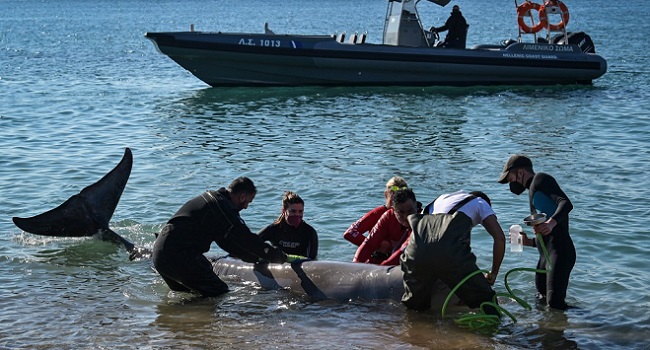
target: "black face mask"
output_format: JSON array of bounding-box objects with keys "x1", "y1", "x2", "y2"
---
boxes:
[
  {"x1": 509, "y1": 181, "x2": 526, "y2": 195},
  {"x1": 509, "y1": 170, "x2": 526, "y2": 195}
]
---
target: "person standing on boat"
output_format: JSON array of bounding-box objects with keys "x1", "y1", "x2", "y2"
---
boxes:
[
  {"x1": 258, "y1": 191, "x2": 319, "y2": 260},
  {"x1": 400, "y1": 191, "x2": 506, "y2": 314},
  {"x1": 343, "y1": 176, "x2": 409, "y2": 260},
  {"x1": 430, "y1": 5, "x2": 469, "y2": 49},
  {"x1": 353, "y1": 188, "x2": 419, "y2": 265},
  {"x1": 152, "y1": 177, "x2": 295, "y2": 297},
  {"x1": 497, "y1": 155, "x2": 576, "y2": 310}
]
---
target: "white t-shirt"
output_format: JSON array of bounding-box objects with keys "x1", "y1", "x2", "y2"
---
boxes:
[{"x1": 428, "y1": 191, "x2": 495, "y2": 227}]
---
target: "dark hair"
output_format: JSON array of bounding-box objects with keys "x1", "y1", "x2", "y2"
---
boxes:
[
  {"x1": 469, "y1": 191, "x2": 491, "y2": 207},
  {"x1": 275, "y1": 191, "x2": 304, "y2": 223},
  {"x1": 392, "y1": 188, "x2": 417, "y2": 207},
  {"x1": 228, "y1": 177, "x2": 256, "y2": 195}
]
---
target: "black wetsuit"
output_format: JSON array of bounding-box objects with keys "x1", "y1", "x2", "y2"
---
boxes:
[
  {"x1": 528, "y1": 172, "x2": 575, "y2": 310},
  {"x1": 258, "y1": 220, "x2": 319, "y2": 259},
  {"x1": 435, "y1": 11, "x2": 468, "y2": 49},
  {"x1": 152, "y1": 188, "x2": 287, "y2": 297},
  {"x1": 400, "y1": 211, "x2": 498, "y2": 315}
]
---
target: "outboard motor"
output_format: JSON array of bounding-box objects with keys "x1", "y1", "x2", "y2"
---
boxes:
[{"x1": 552, "y1": 32, "x2": 596, "y2": 53}]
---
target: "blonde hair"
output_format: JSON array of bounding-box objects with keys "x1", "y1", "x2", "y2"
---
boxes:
[{"x1": 385, "y1": 176, "x2": 408, "y2": 190}]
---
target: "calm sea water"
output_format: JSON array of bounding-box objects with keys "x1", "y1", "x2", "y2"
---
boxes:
[{"x1": 2, "y1": 0, "x2": 649, "y2": 349}]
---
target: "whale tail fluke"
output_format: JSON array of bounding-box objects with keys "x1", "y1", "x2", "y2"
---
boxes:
[
  {"x1": 12, "y1": 194, "x2": 103, "y2": 237},
  {"x1": 11, "y1": 148, "x2": 149, "y2": 259}
]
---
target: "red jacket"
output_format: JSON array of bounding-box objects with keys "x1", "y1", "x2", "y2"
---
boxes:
[
  {"x1": 353, "y1": 208, "x2": 411, "y2": 264},
  {"x1": 343, "y1": 205, "x2": 388, "y2": 246},
  {"x1": 380, "y1": 238, "x2": 410, "y2": 266}
]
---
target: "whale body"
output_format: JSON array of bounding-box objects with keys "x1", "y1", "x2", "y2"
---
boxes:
[{"x1": 212, "y1": 257, "x2": 461, "y2": 309}]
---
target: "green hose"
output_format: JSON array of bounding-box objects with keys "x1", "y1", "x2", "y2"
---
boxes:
[{"x1": 441, "y1": 233, "x2": 553, "y2": 331}]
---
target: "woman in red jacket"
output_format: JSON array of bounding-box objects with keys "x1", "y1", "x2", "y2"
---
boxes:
[
  {"x1": 343, "y1": 176, "x2": 409, "y2": 259},
  {"x1": 353, "y1": 188, "x2": 418, "y2": 265}
]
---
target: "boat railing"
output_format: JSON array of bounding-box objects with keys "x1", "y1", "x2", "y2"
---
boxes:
[{"x1": 541, "y1": 1, "x2": 569, "y2": 43}]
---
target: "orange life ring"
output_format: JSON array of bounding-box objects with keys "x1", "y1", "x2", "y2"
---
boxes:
[
  {"x1": 539, "y1": 0, "x2": 570, "y2": 31},
  {"x1": 517, "y1": 2, "x2": 546, "y2": 34}
]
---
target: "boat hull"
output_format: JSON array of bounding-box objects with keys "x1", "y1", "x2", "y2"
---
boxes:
[
  {"x1": 211, "y1": 257, "x2": 462, "y2": 310},
  {"x1": 146, "y1": 31, "x2": 607, "y2": 87}
]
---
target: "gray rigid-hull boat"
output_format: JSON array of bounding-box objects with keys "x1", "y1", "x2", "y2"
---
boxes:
[{"x1": 145, "y1": 0, "x2": 607, "y2": 87}]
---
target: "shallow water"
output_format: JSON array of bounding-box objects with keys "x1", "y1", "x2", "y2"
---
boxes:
[{"x1": 1, "y1": 0, "x2": 650, "y2": 349}]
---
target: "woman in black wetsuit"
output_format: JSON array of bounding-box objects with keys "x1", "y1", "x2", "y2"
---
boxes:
[
  {"x1": 498, "y1": 155, "x2": 576, "y2": 310},
  {"x1": 258, "y1": 191, "x2": 318, "y2": 260}
]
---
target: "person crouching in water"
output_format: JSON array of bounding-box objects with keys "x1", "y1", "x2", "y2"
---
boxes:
[
  {"x1": 258, "y1": 191, "x2": 319, "y2": 260},
  {"x1": 354, "y1": 188, "x2": 418, "y2": 265},
  {"x1": 400, "y1": 191, "x2": 506, "y2": 315},
  {"x1": 152, "y1": 177, "x2": 290, "y2": 297},
  {"x1": 343, "y1": 176, "x2": 410, "y2": 255}
]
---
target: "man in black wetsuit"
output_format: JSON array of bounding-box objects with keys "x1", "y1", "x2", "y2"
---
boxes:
[
  {"x1": 498, "y1": 155, "x2": 576, "y2": 310},
  {"x1": 152, "y1": 177, "x2": 290, "y2": 297},
  {"x1": 431, "y1": 5, "x2": 468, "y2": 49}
]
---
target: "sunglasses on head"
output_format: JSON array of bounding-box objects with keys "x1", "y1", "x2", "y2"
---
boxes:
[{"x1": 389, "y1": 185, "x2": 408, "y2": 192}]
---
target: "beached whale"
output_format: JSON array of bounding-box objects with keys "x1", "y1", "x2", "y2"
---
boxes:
[
  {"x1": 11, "y1": 147, "x2": 461, "y2": 308},
  {"x1": 211, "y1": 256, "x2": 460, "y2": 308}
]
